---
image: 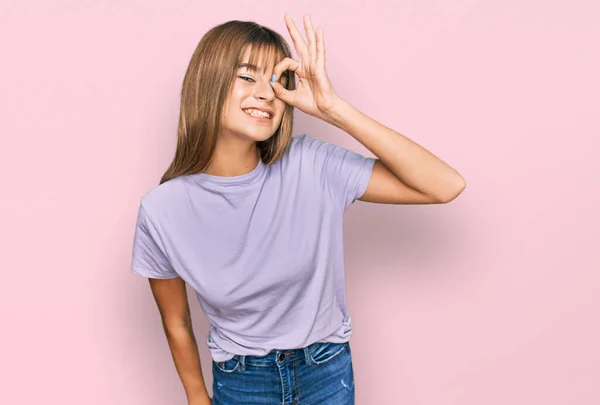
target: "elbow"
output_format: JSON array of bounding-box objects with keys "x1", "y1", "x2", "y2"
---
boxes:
[{"x1": 439, "y1": 179, "x2": 466, "y2": 203}]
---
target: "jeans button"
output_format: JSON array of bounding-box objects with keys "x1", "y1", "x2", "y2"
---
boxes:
[{"x1": 278, "y1": 353, "x2": 285, "y2": 361}]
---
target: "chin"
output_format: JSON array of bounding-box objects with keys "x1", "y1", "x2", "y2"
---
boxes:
[
  {"x1": 231, "y1": 124, "x2": 278, "y2": 143},
  {"x1": 246, "y1": 131, "x2": 277, "y2": 143}
]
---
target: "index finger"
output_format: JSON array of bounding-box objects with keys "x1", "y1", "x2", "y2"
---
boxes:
[
  {"x1": 272, "y1": 57, "x2": 300, "y2": 84},
  {"x1": 284, "y1": 12, "x2": 309, "y2": 61}
]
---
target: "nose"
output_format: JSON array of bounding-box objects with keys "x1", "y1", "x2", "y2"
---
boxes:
[{"x1": 253, "y1": 79, "x2": 276, "y2": 101}]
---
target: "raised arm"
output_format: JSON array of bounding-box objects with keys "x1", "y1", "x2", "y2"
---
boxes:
[
  {"x1": 270, "y1": 13, "x2": 466, "y2": 205},
  {"x1": 148, "y1": 277, "x2": 212, "y2": 405},
  {"x1": 326, "y1": 99, "x2": 466, "y2": 204}
]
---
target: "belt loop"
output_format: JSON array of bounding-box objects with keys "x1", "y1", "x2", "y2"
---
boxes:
[
  {"x1": 239, "y1": 355, "x2": 246, "y2": 371},
  {"x1": 303, "y1": 345, "x2": 311, "y2": 366}
]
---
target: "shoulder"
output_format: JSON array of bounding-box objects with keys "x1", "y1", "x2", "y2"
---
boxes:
[
  {"x1": 138, "y1": 176, "x2": 188, "y2": 218},
  {"x1": 286, "y1": 133, "x2": 354, "y2": 171},
  {"x1": 279, "y1": 133, "x2": 321, "y2": 171},
  {"x1": 286, "y1": 133, "x2": 334, "y2": 163},
  {"x1": 289, "y1": 133, "x2": 329, "y2": 151},
  {"x1": 288, "y1": 133, "x2": 310, "y2": 154}
]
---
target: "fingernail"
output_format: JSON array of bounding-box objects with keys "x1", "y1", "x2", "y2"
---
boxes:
[
  {"x1": 271, "y1": 74, "x2": 276, "y2": 82},
  {"x1": 287, "y1": 11, "x2": 292, "y2": 17}
]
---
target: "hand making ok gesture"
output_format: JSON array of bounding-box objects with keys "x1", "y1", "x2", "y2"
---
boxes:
[{"x1": 270, "y1": 13, "x2": 341, "y2": 121}]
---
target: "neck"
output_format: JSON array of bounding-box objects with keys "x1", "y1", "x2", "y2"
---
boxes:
[{"x1": 204, "y1": 135, "x2": 260, "y2": 177}]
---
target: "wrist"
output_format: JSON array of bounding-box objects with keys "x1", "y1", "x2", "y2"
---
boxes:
[
  {"x1": 321, "y1": 97, "x2": 351, "y2": 128},
  {"x1": 188, "y1": 394, "x2": 211, "y2": 405},
  {"x1": 186, "y1": 388, "x2": 211, "y2": 404}
]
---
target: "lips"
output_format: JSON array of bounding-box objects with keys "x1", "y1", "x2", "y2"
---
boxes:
[{"x1": 242, "y1": 107, "x2": 274, "y2": 118}]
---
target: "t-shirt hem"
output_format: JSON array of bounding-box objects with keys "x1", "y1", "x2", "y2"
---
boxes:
[
  {"x1": 131, "y1": 265, "x2": 179, "y2": 279},
  {"x1": 357, "y1": 157, "x2": 377, "y2": 200}
]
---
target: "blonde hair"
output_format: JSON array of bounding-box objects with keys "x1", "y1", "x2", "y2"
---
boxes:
[{"x1": 159, "y1": 20, "x2": 296, "y2": 185}]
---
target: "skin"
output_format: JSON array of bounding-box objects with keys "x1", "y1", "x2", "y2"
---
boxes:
[
  {"x1": 209, "y1": 13, "x2": 466, "y2": 204},
  {"x1": 148, "y1": 13, "x2": 467, "y2": 405},
  {"x1": 270, "y1": 13, "x2": 466, "y2": 205},
  {"x1": 202, "y1": 47, "x2": 288, "y2": 178}
]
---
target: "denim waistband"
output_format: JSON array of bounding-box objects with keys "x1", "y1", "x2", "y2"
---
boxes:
[{"x1": 220, "y1": 341, "x2": 346, "y2": 369}]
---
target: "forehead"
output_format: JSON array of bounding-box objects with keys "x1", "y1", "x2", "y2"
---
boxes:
[{"x1": 237, "y1": 45, "x2": 282, "y2": 73}]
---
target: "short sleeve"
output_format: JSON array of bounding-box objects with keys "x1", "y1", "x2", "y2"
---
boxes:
[
  {"x1": 300, "y1": 134, "x2": 376, "y2": 212},
  {"x1": 131, "y1": 203, "x2": 179, "y2": 279}
]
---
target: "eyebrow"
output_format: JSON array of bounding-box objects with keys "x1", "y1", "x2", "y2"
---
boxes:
[
  {"x1": 237, "y1": 63, "x2": 261, "y2": 72},
  {"x1": 237, "y1": 62, "x2": 289, "y2": 83}
]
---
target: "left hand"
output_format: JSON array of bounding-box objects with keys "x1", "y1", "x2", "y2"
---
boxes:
[{"x1": 270, "y1": 13, "x2": 341, "y2": 121}]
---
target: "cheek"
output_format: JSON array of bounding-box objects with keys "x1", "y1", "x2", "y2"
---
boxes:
[
  {"x1": 275, "y1": 99, "x2": 287, "y2": 114},
  {"x1": 228, "y1": 85, "x2": 248, "y2": 102}
]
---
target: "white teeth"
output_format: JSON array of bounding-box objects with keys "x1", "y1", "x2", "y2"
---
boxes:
[{"x1": 243, "y1": 109, "x2": 271, "y2": 118}]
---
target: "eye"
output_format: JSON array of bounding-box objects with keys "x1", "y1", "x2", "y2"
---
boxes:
[{"x1": 238, "y1": 75, "x2": 254, "y2": 82}]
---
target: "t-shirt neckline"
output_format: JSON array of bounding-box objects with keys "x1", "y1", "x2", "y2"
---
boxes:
[{"x1": 188, "y1": 158, "x2": 266, "y2": 187}]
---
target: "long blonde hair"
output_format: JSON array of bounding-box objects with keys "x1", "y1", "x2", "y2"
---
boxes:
[{"x1": 159, "y1": 20, "x2": 296, "y2": 185}]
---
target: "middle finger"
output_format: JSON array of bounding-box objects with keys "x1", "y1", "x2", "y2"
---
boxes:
[{"x1": 303, "y1": 15, "x2": 317, "y2": 61}]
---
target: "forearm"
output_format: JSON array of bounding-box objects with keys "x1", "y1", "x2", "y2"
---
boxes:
[
  {"x1": 164, "y1": 323, "x2": 211, "y2": 403},
  {"x1": 323, "y1": 97, "x2": 466, "y2": 202}
]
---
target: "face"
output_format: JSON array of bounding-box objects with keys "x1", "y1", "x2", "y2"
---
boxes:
[{"x1": 220, "y1": 46, "x2": 289, "y2": 143}]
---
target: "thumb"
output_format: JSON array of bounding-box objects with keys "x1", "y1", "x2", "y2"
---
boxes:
[{"x1": 269, "y1": 81, "x2": 294, "y2": 106}]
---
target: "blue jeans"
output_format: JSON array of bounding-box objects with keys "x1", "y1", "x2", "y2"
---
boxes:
[{"x1": 212, "y1": 341, "x2": 355, "y2": 404}]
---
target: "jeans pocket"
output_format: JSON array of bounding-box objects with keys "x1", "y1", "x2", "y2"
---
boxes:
[
  {"x1": 213, "y1": 356, "x2": 241, "y2": 374},
  {"x1": 308, "y1": 341, "x2": 348, "y2": 366}
]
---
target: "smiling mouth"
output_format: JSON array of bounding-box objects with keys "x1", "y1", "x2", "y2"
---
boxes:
[{"x1": 242, "y1": 108, "x2": 273, "y2": 119}]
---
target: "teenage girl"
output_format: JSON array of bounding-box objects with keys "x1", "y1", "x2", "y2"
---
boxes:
[{"x1": 131, "y1": 12, "x2": 465, "y2": 405}]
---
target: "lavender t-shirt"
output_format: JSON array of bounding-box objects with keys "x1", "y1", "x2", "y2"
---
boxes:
[{"x1": 131, "y1": 134, "x2": 376, "y2": 362}]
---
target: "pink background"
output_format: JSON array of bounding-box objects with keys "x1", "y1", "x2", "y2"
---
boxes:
[{"x1": 1, "y1": 1, "x2": 598, "y2": 404}]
